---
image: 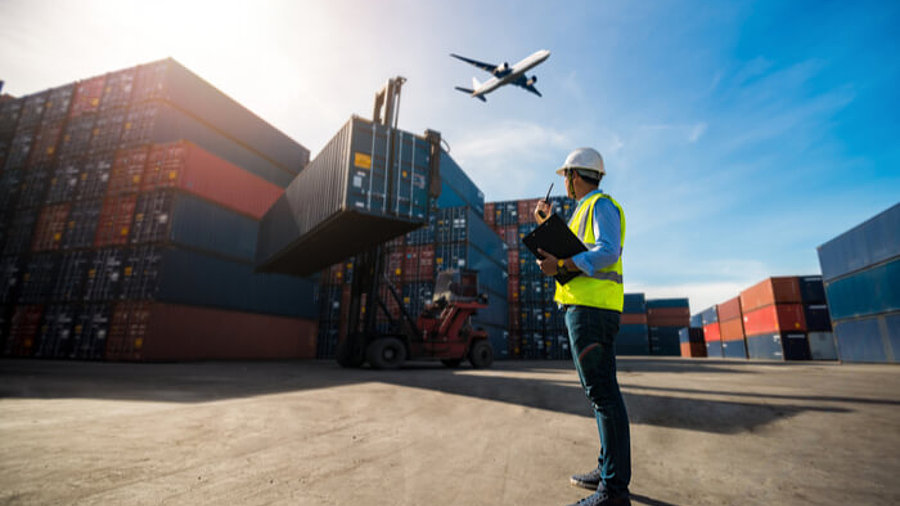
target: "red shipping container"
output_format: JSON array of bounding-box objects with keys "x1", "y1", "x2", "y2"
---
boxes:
[
  {"x1": 508, "y1": 274, "x2": 519, "y2": 301},
  {"x1": 646, "y1": 307, "x2": 690, "y2": 327},
  {"x1": 107, "y1": 145, "x2": 150, "y2": 196},
  {"x1": 324, "y1": 263, "x2": 344, "y2": 285},
  {"x1": 508, "y1": 249, "x2": 519, "y2": 276},
  {"x1": 95, "y1": 194, "x2": 137, "y2": 247},
  {"x1": 386, "y1": 250, "x2": 404, "y2": 283},
  {"x1": 70, "y1": 76, "x2": 106, "y2": 117},
  {"x1": 5, "y1": 305, "x2": 44, "y2": 357},
  {"x1": 717, "y1": 296, "x2": 743, "y2": 322},
  {"x1": 403, "y1": 245, "x2": 435, "y2": 282},
  {"x1": 681, "y1": 341, "x2": 707, "y2": 358},
  {"x1": 621, "y1": 313, "x2": 648, "y2": 325},
  {"x1": 518, "y1": 198, "x2": 541, "y2": 224},
  {"x1": 106, "y1": 302, "x2": 317, "y2": 361},
  {"x1": 703, "y1": 322, "x2": 721, "y2": 342},
  {"x1": 740, "y1": 277, "x2": 802, "y2": 313},
  {"x1": 720, "y1": 317, "x2": 745, "y2": 342},
  {"x1": 500, "y1": 225, "x2": 518, "y2": 247},
  {"x1": 484, "y1": 203, "x2": 495, "y2": 227},
  {"x1": 742, "y1": 303, "x2": 806, "y2": 336},
  {"x1": 32, "y1": 203, "x2": 72, "y2": 252}
]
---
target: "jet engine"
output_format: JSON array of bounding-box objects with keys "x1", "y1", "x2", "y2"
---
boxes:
[
  {"x1": 526, "y1": 75, "x2": 537, "y2": 86},
  {"x1": 496, "y1": 62, "x2": 509, "y2": 73}
]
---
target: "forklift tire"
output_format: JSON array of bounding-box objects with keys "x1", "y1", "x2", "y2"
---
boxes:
[
  {"x1": 441, "y1": 359, "x2": 462, "y2": 368},
  {"x1": 366, "y1": 337, "x2": 407, "y2": 370},
  {"x1": 336, "y1": 334, "x2": 366, "y2": 368},
  {"x1": 468, "y1": 340, "x2": 493, "y2": 369}
]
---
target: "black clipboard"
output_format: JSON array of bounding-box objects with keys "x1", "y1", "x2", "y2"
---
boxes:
[{"x1": 522, "y1": 213, "x2": 587, "y2": 285}]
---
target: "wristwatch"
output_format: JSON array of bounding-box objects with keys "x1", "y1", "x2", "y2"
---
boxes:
[{"x1": 557, "y1": 258, "x2": 567, "y2": 274}]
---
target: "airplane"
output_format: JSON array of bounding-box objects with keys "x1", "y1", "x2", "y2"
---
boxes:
[{"x1": 451, "y1": 49, "x2": 550, "y2": 102}]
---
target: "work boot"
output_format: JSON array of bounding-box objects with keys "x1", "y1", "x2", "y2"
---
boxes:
[
  {"x1": 569, "y1": 467, "x2": 602, "y2": 490},
  {"x1": 567, "y1": 490, "x2": 631, "y2": 506}
]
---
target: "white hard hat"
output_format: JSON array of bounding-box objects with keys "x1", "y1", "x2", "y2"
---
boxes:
[{"x1": 555, "y1": 147, "x2": 605, "y2": 177}]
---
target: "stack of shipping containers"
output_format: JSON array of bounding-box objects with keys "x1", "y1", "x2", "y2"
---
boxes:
[
  {"x1": 817, "y1": 203, "x2": 899, "y2": 363},
  {"x1": 718, "y1": 297, "x2": 747, "y2": 359},
  {"x1": 646, "y1": 298, "x2": 689, "y2": 356},
  {"x1": 1, "y1": 59, "x2": 320, "y2": 361},
  {"x1": 740, "y1": 277, "x2": 810, "y2": 360},
  {"x1": 699, "y1": 306, "x2": 722, "y2": 358},
  {"x1": 618, "y1": 293, "x2": 649, "y2": 355},
  {"x1": 486, "y1": 196, "x2": 574, "y2": 359},
  {"x1": 314, "y1": 142, "x2": 510, "y2": 359},
  {"x1": 800, "y1": 276, "x2": 838, "y2": 360}
]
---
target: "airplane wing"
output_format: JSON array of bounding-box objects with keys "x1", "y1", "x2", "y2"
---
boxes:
[
  {"x1": 513, "y1": 75, "x2": 542, "y2": 97},
  {"x1": 450, "y1": 53, "x2": 497, "y2": 74}
]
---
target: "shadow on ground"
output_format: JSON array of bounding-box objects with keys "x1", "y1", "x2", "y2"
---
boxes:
[{"x1": 0, "y1": 358, "x2": 853, "y2": 435}]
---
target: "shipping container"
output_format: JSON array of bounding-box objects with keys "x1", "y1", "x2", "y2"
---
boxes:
[
  {"x1": 60, "y1": 199, "x2": 102, "y2": 250},
  {"x1": 517, "y1": 199, "x2": 541, "y2": 224},
  {"x1": 52, "y1": 250, "x2": 91, "y2": 301},
  {"x1": 649, "y1": 327, "x2": 681, "y2": 356},
  {"x1": 2, "y1": 208, "x2": 38, "y2": 256},
  {"x1": 18, "y1": 163, "x2": 52, "y2": 209},
  {"x1": 34, "y1": 303, "x2": 78, "y2": 359},
  {"x1": 0, "y1": 255, "x2": 25, "y2": 305},
  {"x1": 120, "y1": 246, "x2": 318, "y2": 318},
  {"x1": 88, "y1": 108, "x2": 126, "y2": 155},
  {"x1": 72, "y1": 153, "x2": 112, "y2": 201},
  {"x1": 741, "y1": 304, "x2": 806, "y2": 336},
  {"x1": 73, "y1": 303, "x2": 111, "y2": 360},
  {"x1": 678, "y1": 327, "x2": 705, "y2": 344},
  {"x1": 721, "y1": 339, "x2": 747, "y2": 359},
  {"x1": 143, "y1": 140, "x2": 284, "y2": 219},
  {"x1": 832, "y1": 312, "x2": 899, "y2": 363},
  {"x1": 798, "y1": 276, "x2": 826, "y2": 303},
  {"x1": 646, "y1": 298, "x2": 689, "y2": 309},
  {"x1": 405, "y1": 213, "x2": 435, "y2": 245},
  {"x1": 130, "y1": 58, "x2": 309, "y2": 173},
  {"x1": 646, "y1": 307, "x2": 690, "y2": 327},
  {"x1": 105, "y1": 301, "x2": 317, "y2": 361},
  {"x1": 98, "y1": 67, "x2": 136, "y2": 112},
  {"x1": 19, "y1": 253, "x2": 59, "y2": 304},
  {"x1": 3, "y1": 305, "x2": 43, "y2": 357},
  {"x1": 83, "y1": 248, "x2": 124, "y2": 301},
  {"x1": 94, "y1": 194, "x2": 137, "y2": 247},
  {"x1": 621, "y1": 313, "x2": 648, "y2": 325},
  {"x1": 31, "y1": 203, "x2": 71, "y2": 252},
  {"x1": 740, "y1": 277, "x2": 801, "y2": 313},
  {"x1": 746, "y1": 332, "x2": 811, "y2": 361},
  {"x1": 435, "y1": 206, "x2": 507, "y2": 263},
  {"x1": 403, "y1": 244, "x2": 435, "y2": 282},
  {"x1": 0, "y1": 98, "x2": 23, "y2": 139},
  {"x1": 817, "y1": 202, "x2": 900, "y2": 281},
  {"x1": 617, "y1": 324, "x2": 649, "y2": 355},
  {"x1": 690, "y1": 313, "x2": 703, "y2": 328},
  {"x1": 56, "y1": 115, "x2": 96, "y2": 159},
  {"x1": 107, "y1": 145, "x2": 149, "y2": 195},
  {"x1": 434, "y1": 242, "x2": 507, "y2": 299},
  {"x1": 70, "y1": 76, "x2": 106, "y2": 118},
  {"x1": 719, "y1": 318, "x2": 745, "y2": 342},
  {"x1": 706, "y1": 340, "x2": 724, "y2": 359},
  {"x1": 119, "y1": 100, "x2": 293, "y2": 187},
  {"x1": 18, "y1": 91, "x2": 50, "y2": 130},
  {"x1": 808, "y1": 331, "x2": 839, "y2": 361},
  {"x1": 824, "y1": 258, "x2": 900, "y2": 321},
  {"x1": 30, "y1": 120, "x2": 64, "y2": 165},
  {"x1": 703, "y1": 322, "x2": 721, "y2": 343},
  {"x1": 40, "y1": 84, "x2": 75, "y2": 125},
  {"x1": 717, "y1": 297, "x2": 742, "y2": 322},
  {"x1": 44, "y1": 157, "x2": 82, "y2": 203},
  {"x1": 804, "y1": 304, "x2": 833, "y2": 332},
  {"x1": 483, "y1": 203, "x2": 495, "y2": 227},
  {"x1": 256, "y1": 117, "x2": 437, "y2": 276}
]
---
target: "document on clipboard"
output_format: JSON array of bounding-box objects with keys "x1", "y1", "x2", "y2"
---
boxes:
[{"x1": 522, "y1": 213, "x2": 587, "y2": 285}]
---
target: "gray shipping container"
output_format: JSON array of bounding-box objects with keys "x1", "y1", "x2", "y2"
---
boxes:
[{"x1": 256, "y1": 116, "x2": 439, "y2": 277}]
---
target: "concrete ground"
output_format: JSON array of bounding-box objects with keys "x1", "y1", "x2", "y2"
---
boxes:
[{"x1": 1, "y1": 357, "x2": 898, "y2": 506}]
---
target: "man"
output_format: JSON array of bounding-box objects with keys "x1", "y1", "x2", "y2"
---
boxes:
[{"x1": 533, "y1": 147, "x2": 631, "y2": 506}]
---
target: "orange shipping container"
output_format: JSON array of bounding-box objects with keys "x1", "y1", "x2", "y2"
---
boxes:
[
  {"x1": 517, "y1": 198, "x2": 541, "y2": 224},
  {"x1": 621, "y1": 313, "x2": 648, "y2": 325},
  {"x1": 740, "y1": 277, "x2": 801, "y2": 313},
  {"x1": 717, "y1": 296, "x2": 743, "y2": 321},
  {"x1": 484, "y1": 202, "x2": 495, "y2": 227},
  {"x1": 646, "y1": 307, "x2": 690, "y2": 327},
  {"x1": 720, "y1": 317, "x2": 745, "y2": 342},
  {"x1": 106, "y1": 302, "x2": 317, "y2": 361},
  {"x1": 143, "y1": 140, "x2": 283, "y2": 219},
  {"x1": 681, "y1": 341, "x2": 707, "y2": 358},
  {"x1": 742, "y1": 304, "x2": 806, "y2": 336},
  {"x1": 70, "y1": 76, "x2": 106, "y2": 117}
]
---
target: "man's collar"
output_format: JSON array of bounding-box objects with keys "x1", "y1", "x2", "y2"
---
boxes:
[{"x1": 577, "y1": 188, "x2": 603, "y2": 205}]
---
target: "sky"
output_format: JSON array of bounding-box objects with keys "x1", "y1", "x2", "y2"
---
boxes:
[{"x1": 2, "y1": 0, "x2": 898, "y2": 312}]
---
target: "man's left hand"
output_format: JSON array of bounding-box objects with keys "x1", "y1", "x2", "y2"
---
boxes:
[{"x1": 536, "y1": 248, "x2": 559, "y2": 276}]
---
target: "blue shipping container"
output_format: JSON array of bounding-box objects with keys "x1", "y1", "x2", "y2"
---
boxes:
[
  {"x1": 700, "y1": 305, "x2": 719, "y2": 326},
  {"x1": 746, "y1": 332, "x2": 811, "y2": 361},
  {"x1": 722, "y1": 339, "x2": 748, "y2": 359},
  {"x1": 647, "y1": 298, "x2": 689, "y2": 309},
  {"x1": 706, "y1": 340, "x2": 724, "y2": 358},
  {"x1": 649, "y1": 326, "x2": 681, "y2": 356},
  {"x1": 623, "y1": 293, "x2": 646, "y2": 314},
  {"x1": 438, "y1": 151, "x2": 484, "y2": 217},
  {"x1": 817, "y1": 202, "x2": 900, "y2": 281},
  {"x1": 833, "y1": 314, "x2": 896, "y2": 363}
]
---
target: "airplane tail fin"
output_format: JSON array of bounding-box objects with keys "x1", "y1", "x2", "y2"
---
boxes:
[
  {"x1": 454, "y1": 86, "x2": 487, "y2": 102},
  {"x1": 471, "y1": 76, "x2": 481, "y2": 89}
]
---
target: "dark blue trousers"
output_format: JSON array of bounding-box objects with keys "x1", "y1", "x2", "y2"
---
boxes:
[{"x1": 565, "y1": 305, "x2": 631, "y2": 495}]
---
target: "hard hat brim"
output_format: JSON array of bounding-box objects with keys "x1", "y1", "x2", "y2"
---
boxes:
[{"x1": 556, "y1": 165, "x2": 605, "y2": 177}]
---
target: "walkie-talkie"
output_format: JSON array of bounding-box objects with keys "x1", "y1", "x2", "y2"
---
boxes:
[{"x1": 536, "y1": 183, "x2": 554, "y2": 220}]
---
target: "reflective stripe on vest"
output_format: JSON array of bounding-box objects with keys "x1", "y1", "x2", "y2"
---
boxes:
[{"x1": 553, "y1": 192, "x2": 626, "y2": 311}]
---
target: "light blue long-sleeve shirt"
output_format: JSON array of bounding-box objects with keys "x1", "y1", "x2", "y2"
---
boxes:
[{"x1": 569, "y1": 189, "x2": 622, "y2": 276}]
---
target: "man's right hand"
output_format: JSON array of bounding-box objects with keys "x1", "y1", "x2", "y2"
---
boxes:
[{"x1": 534, "y1": 201, "x2": 551, "y2": 224}]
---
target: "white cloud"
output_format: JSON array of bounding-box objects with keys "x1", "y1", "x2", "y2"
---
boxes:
[{"x1": 688, "y1": 122, "x2": 707, "y2": 143}]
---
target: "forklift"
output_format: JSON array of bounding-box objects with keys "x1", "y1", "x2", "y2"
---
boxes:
[{"x1": 334, "y1": 77, "x2": 494, "y2": 370}]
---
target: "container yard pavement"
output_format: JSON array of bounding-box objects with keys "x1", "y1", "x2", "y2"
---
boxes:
[{"x1": 1, "y1": 359, "x2": 898, "y2": 505}]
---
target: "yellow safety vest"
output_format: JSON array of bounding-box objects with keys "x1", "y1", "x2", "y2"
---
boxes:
[{"x1": 553, "y1": 192, "x2": 626, "y2": 311}]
